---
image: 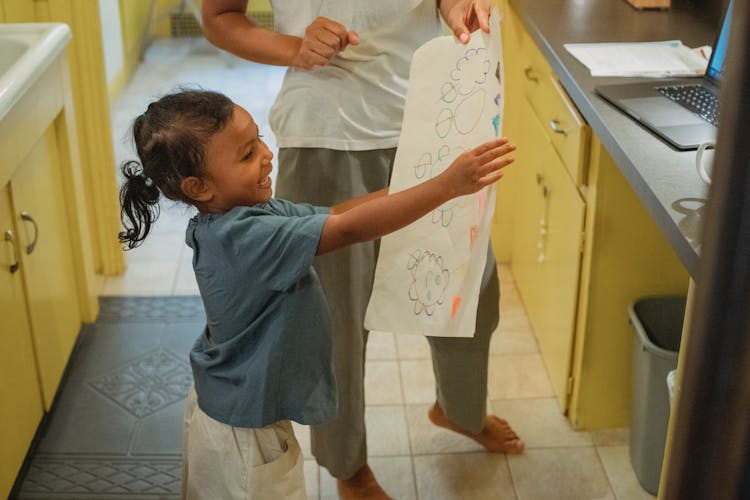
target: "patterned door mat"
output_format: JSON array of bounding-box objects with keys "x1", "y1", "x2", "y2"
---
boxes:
[{"x1": 14, "y1": 296, "x2": 204, "y2": 500}]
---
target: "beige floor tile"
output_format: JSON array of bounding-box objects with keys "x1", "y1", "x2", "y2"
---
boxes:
[
  {"x1": 365, "y1": 405, "x2": 411, "y2": 456},
  {"x1": 304, "y1": 459, "x2": 319, "y2": 500},
  {"x1": 101, "y1": 259, "x2": 180, "y2": 295},
  {"x1": 400, "y1": 359, "x2": 436, "y2": 404},
  {"x1": 405, "y1": 404, "x2": 485, "y2": 455},
  {"x1": 366, "y1": 331, "x2": 398, "y2": 360},
  {"x1": 487, "y1": 353, "x2": 555, "y2": 399},
  {"x1": 318, "y1": 457, "x2": 417, "y2": 500},
  {"x1": 490, "y1": 327, "x2": 539, "y2": 355},
  {"x1": 414, "y1": 453, "x2": 516, "y2": 500},
  {"x1": 597, "y1": 446, "x2": 655, "y2": 500},
  {"x1": 122, "y1": 231, "x2": 186, "y2": 263},
  {"x1": 395, "y1": 333, "x2": 432, "y2": 359},
  {"x1": 499, "y1": 288, "x2": 526, "y2": 313},
  {"x1": 507, "y1": 448, "x2": 614, "y2": 500},
  {"x1": 498, "y1": 276, "x2": 522, "y2": 300},
  {"x1": 591, "y1": 427, "x2": 629, "y2": 447},
  {"x1": 370, "y1": 456, "x2": 417, "y2": 500},
  {"x1": 365, "y1": 360, "x2": 403, "y2": 405},
  {"x1": 491, "y1": 398, "x2": 593, "y2": 448},
  {"x1": 498, "y1": 310, "x2": 535, "y2": 333}
]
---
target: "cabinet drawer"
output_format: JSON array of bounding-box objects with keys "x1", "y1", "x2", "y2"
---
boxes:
[{"x1": 519, "y1": 32, "x2": 589, "y2": 186}]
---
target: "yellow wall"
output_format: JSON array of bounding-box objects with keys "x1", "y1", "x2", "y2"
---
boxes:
[{"x1": 113, "y1": 0, "x2": 154, "y2": 97}]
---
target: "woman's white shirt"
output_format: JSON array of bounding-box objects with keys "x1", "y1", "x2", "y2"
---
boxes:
[{"x1": 268, "y1": 0, "x2": 440, "y2": 151}]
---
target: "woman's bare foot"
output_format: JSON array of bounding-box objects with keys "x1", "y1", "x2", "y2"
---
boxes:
[
  {"x1": 337, "y1": 464, "x2": 393, "y2": 500},
  {"x1": 428, "y1": 402, "x2": 525, "y2": 454}
]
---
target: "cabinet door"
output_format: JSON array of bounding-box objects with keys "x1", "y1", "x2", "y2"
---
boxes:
[
  {"x1": 0, "y1": 187, "x2": 44, "y2": 499},
  {"x1": 510, "y1": 109, "x2": 546, "y2": 319},
  {"x1": 10, "y1": 127, "x2": 81, "y2": 409},
  {"x1": 525, "y1": 110, "x2": 586, "y2": 410}
]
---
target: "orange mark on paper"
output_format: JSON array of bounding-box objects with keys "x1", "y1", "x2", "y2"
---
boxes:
[
  {"x1": 469, "y1": 225, "x2": 480, "y2": 251},
  {"x1": 477, "y1": 190, "x2": 487, "y2": 215},
  {"x1": 452, "y1": 295, "x2": 461, "y2": 318}
]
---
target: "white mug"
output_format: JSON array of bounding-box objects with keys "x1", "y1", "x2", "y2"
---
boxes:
[{"x1": 695, "y1": 141, "x2": 715, "y2": 185}]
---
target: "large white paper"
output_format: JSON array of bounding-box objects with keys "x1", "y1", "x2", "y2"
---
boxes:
[
  {"x1": 364, "y1": 9, "x2": 503, "y2": 337},
  {"x1": 564, "y1": 40, "x2": 708, "y2": 77}
]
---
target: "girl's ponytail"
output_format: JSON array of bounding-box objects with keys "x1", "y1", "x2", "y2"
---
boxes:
[{"x1": 118, "y1": 160, "x2": 161, "y2": 249}]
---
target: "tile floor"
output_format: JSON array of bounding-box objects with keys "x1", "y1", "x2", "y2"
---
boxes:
[
  {"x1": 16, "y1": 297, "x2": 201, "y2": 499},
  {"x1": 97, "y1": 37, "x2": 657, "y2": 499}
]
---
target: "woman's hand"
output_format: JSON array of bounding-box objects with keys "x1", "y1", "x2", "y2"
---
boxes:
[
  {"x1": 439, "y1": 137, "x2": 516, "y2": 197},
  {"x1": 291, "y1": 17, "x2": 360, "y2": 70},
  {"x1": 439, "y1": 0, "x2": 492, "y2": 44}
]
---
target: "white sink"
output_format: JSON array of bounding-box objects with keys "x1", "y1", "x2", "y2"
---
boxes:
[{"x1": 0, "y1": 23, "x2": 71, "y2": 122}]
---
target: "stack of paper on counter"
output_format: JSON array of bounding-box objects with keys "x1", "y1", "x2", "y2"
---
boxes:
[{"x1": 564, "y1": 40, "x2": 710, "y2": 77}]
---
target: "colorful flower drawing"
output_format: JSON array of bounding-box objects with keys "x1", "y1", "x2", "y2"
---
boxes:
[{"x1": 407, "y1": 250, "x2": 450, "y2": 316}]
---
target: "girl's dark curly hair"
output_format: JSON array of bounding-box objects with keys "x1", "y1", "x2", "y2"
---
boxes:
[{"x1": 118, "y1": 89, "x2": 234, "y2": 249}]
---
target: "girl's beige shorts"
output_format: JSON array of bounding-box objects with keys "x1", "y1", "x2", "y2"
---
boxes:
[{"x1": 182, "y1": 387, "x2": 306, "y2": 500}]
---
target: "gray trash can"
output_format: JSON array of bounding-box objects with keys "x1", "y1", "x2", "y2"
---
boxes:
[{"x1": 628, "y1": 296, "x2": 686, "y2": 496}]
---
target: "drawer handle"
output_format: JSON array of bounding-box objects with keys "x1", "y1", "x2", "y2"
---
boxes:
[
  {"x1": 524, "y1": 66, "x2": 539, "y2": 83},
  {"x1": 4, "y1": 230, "x2": 20, "y2": 273},
  {"x1": 20, "y1": 212, "x2": 39, "y2": 255},
  {"x1": 549, "y1": 119, "x2": 569, "y2": 137}
]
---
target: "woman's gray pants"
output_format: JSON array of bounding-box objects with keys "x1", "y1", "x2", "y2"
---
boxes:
[{"x1": 275, "y1": 147, "x2": 499, "y2": 480}]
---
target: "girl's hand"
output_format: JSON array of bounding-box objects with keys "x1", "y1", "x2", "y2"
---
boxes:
[
  {"x1": 440, "y1": 0, "x2": 492, "y2": 44},
  {"x1": 292, "y1": 17, "x2": 360, "y2": 70},
  {"x1": 438, "y1": 137, "x2": 516, "y2": 197}
]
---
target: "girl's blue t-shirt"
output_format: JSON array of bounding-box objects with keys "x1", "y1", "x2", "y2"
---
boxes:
[{"x1": 185, "y1": 198, "x2": 336, "y2": 428}]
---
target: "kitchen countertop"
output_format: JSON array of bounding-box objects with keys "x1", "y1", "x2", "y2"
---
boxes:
[{"x1": 508, "y1": 0, "x2": 721, "y2": 278}]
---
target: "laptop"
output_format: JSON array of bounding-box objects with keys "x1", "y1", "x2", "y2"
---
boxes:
[{"x1": 595, "y1": 0, "x2": 733, "y2": 150}]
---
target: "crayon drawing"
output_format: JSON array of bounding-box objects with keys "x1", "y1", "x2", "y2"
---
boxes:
[
  {"x1": 365, "y1": 9, "x2": 504, "y2": 337},
  {"x1": 407, "y1": 250, "x2": 450, "y2": 316}
]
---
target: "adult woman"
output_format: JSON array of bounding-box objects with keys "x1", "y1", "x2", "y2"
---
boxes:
[{"x1": 201, "y1": 1, "x2": 524, "y2": 498}]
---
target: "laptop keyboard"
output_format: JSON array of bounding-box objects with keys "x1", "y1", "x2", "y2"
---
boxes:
[{"x1": 657, "y1": 84, "x2": 720, "y2": 126}]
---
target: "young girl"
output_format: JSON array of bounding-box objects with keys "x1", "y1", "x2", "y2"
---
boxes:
[{"x1": 118, "y1": 89, "x2": 515, "y2": 500}]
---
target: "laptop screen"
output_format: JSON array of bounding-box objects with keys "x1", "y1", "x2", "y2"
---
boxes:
[{"x1": 707, "y1": 0, "x2": 733, "y2": 82}]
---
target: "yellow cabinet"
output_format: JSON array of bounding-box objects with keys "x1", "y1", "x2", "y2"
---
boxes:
[
  {"x1": 494, "y1": 1, "x2": 689, "y2": 429},
  {"x1": 497, "y1": 0, "x2": 587, "y2": 411},
  {"x1": 0, "y1": 188, "x2": 44, "y2": 499},
  {"x1": 509, "y1": 79, "x2": 586, "y2": 411},
  {"x1": 0, "y1": 120, "x2": 82, "y2": 500},
  {"x1": 0, "y1": 23, "x2": 98, "y2": 495},
  {"x1": 10, "y1": 126, "x2": 82, "y2": 409},
  {"x1": 515, "y1": 109, "x2": 585, "y2": 410}
]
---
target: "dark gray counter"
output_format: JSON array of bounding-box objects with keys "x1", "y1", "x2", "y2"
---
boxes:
[{"x1": 509, "y1": 0, "x2": 721, "y2": 277}]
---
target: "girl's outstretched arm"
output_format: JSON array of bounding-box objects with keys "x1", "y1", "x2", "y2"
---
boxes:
[
  {"x1": 329, "y1": 188, "x2": 389, "y2": 216},
  {"x1": 317, "y1": 137, "x2": 515, "y2": 255}
]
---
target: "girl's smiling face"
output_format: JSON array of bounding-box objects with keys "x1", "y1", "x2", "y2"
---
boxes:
[{"x1": 197, "y1": 104, "x2": 273, "y2": 212}]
